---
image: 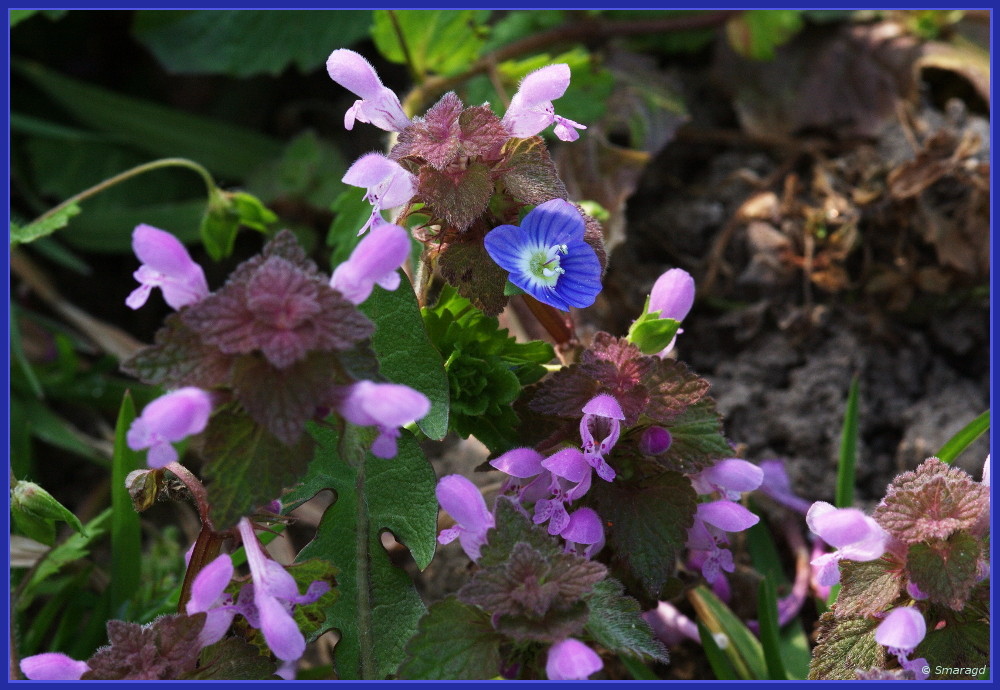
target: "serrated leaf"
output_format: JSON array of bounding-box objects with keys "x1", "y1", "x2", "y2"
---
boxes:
[
  {"x1": 359, "y1": 276, "x2": 449, "y2": 440},
  {"x1": 283, "y1": 559, "x2": 340, "y2": 641},
  {"x1": 121, "y1": 313, "x2": 232, "y2": 389},
  {"x1": 591, "y1": 471, "x2": 696, "y2": 598},
  {"x1": 585, "y1": 578, "x2": 669, "y2": 664},
  {"x1": 284, "y1": 424, "x2": 437, "y2": 679},
  {"x1": 200, "y1": 407, "x2": 316, "y2": 529},
  {"x1": 807, "y1": 612, "x2": 884, "y2": 680},
  {"x1": 418, "y1": 161, "x2": 492, "y2": 231},
  {"x1": 371, "y1": 10, "x2": 490, "y2": 78},
  {"x1": 185, "y1": 637, "x2": 278, "y2": 680},
  {"x1": 656, "y1": 399, "x2": 732, "y2": 474},
  {"x1": 436, "y1": 238, "x2": 509, "y2": 317},
  {"x1": 836, "y1": 555, "x2": 904, "y2": 618},
  {"x1": 132, "y1": 10, "x2": 371, "y2": 77},
  {"x1": 906, "y1": 532, "x2": 981, "y2": 610},
  {"x1": 643, "y1": 357, "x2": 711, "y2": 426},
  {"x1": 915, "y1": 619, "x2": 989, "y2": 679},
  {"x1": 397, "y1": 597, "x2": 503, "y2": 680},
  {"x1": 499, "y1": 136, "x2": 567, "y2": 205},
  {"x1": 10, "y1": 203, "x2": 81, "y2": 246},
  {"x1": 83, "y1": 613, "x2": 206, "y2": 680},
  {"x1": 872, "y1": 457, "x2": 989, "y2": 543},
  {"x1": 477, "y1": 497, "x2": 563, "y2": 569}
]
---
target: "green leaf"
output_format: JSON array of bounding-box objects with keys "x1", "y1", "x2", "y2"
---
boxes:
[
  {"x1": 186, "y1": 637, "x2": 278, "y2": 680},
  {"x1": 283, "y1": 559, "x2": 340, "y2": 642},
  {"x1": 906, "y1": 532, "x2": 981, "y2": 610},
  {"x1": 10, "y1": 204, "x2": 81, "y2": 246},
  {"x1": 835, "y1": 375, "x2": 860, "y2": 508},
  {"x1": 915, "y1": 619, "x2": 989, "y2": 679},
  {"x1": 725, "y1": 10, "x2": 803, "y2": 61},
  {"x1": 478, "y1": 498, "x2": 563, "y2": 569},
  {"x1": 657, "y1": 399, "x2": 732, "y2": 474},
  {"x1": 756, "y1": 579, "x2": 787, "y2": 680},
  {"x1": 807, "y1": 612, "x2": 884, "y2": 680},
  {"x1": 698, "y1": 620, "x2": 739, "y2": 680},
  {"x1": 936, "y1": 409, "x2": 989, "y2": 464},
  {"x1": 132, "y1": 10, "x2": 371, "y2": 76},
  {"x1": 200, "y1": 407, "x2": 316, "y2": 530},
  {"x1": 200, "y1": 189, "x2": 276, "y2": 261},
  {"x1": 326, "y1": 187, "x2": 374, "y2": 264},
  {"x1": 11, "y1": 479, "x2": 85, "y2": 546},
  {"x1": 246, "y1": 130, "x2": 347, "y2": 210},
  {"x1": 14, "y1": 59, "x2": 283, "y2": 180},
  {"x1": 10, "y1": 9, "x2": 65, "y2": 26},
  {"x1": 359, "y1": 275, "x2": 450, "y2": 440},
  {"x1": 398, "y1": 597, "x2": 504, "y2": 679},
  {"x1": 627, "y1": 313, "x2": 681, "y2": 355},
  {"x1": 591, "y1": 471, "x2": 696, "y2": 599},
  {"x1": 58, "y1": 199, "x2": 205, "y2": 253},
  {"x1": 836, "y1": 556, "x2": 903, "y2": 618},
  {"x1": 110, "y1": 392, "x2": 143, "y2": 618},
  {"x1": 371, "y1": 10, "x2": 491, "y2": 78},
  {"x1": 585, "y1": 578, "x2": 669, "y2": 664},
  {"x1": 285, "y1": 424, "x2": 437, "y2": 679},
  {"x1": 21, "y1": 508, "x2": 112, "y2": 610},
  {"x1": 688, "y1": 585, "x2": 766, "y2": 680}
]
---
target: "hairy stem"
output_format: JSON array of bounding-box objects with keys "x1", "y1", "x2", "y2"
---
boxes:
[{"x1": 27, "y1": 157, "x2": 218, "y2": 229}]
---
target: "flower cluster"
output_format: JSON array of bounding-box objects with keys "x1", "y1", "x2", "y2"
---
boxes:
[{"x1": 122, "y1": 223, "x2": 428, "y2": 462}]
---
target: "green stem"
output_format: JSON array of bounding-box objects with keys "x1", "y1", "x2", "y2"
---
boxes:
[
  {"x1": 387, "y1": 10, "x2": 422, "y2": 87},
  {"x1": 27, "y1": 157, "x2": 218, "y2": 229}
]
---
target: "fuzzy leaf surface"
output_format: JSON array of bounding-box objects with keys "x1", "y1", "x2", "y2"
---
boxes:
[
  {"x1": 586, "y1": 578, "x2": 669, "y2": 664},
  {"x1": 655, "y1": 399, "x2": 733, "y2": 474},
  {"x1": 284, "y1": 424, "x2": 436, "y2": 679},
  {"x1": 360, "y1": 276, "x2": 450, "y2": 440},
  {"x1": 436, "y1": 239, "x2": 509, "y2": 317},
  {"x1": 915, "y1": 620, "x2": 990, "y2": 679},
  {"x1": 905, "y1": 532, "x2": 981, "y2": 610},
  {"x1": 184, "y1": 637, "x2": 278, "y2": 680},
  {"x1": 499, "y1": 136, "x2": 567, "y2": 205},
  {"x1": 872, "y1": 458, "x2": 988, "y2": 543},
  {"x1": 591, "y1": 470, "x2": 697, "y2": 598},
  {"x1": 200, "y1": 406, "x2": 315, "y2": 529},
  {"x1": 83, "y1": 613, "x2": 206, "y2": 680},
  {"x1": 807, "y1": 612, "x2": 884, "y2": 680},
  {"x1": 477, "y1": 497, "x2": 563, "y2": 568},
  {"x1": 397, "y1": 597, "x2": 503, "y2": 680},
  {"x1": 835, "y1": 555, "x2": 904, "y2": 618},
  {"x1": 418, "y1": 161, "x2": 493, "y2": 232}
]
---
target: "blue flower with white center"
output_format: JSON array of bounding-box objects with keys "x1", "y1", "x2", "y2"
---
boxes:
[{"x1": 484, "y1": 199, "x2": 602, "y2": 311}]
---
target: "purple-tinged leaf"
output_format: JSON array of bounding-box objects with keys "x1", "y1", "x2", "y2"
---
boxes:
[
  {"x1": 183, "y1": 637, "x2": 279, "y2": 680},
  {"x1": 905, "y1": 532, "x2": 981, "y2": 610},
  {"x1": 457, "y1": 105, "x2": 509, "y2": 159},
  {"x1": 82, "y1": 613, "x2": 206, "y2": 680},
  {"x1": 436, "y1": 238, "x2": 509, "y2": 317},
  {"x1": 656, "y1": 399, "x2": 732, "y2": 474},
  {"x1": 498, "y1": 136, "x2": 568, "y2": 206},
  {"x1": 836, "y1": 555, "x2": 905, "y2": 618},
  {"x1": 643, "y1": 358, "x2": 711, "y2": 425},
  {"x1": 807, "y1": 612, "x2": 885, "y2": 680},
  {"x1": 392, "y1": 92, "x2": 463, "y2": 169},
  {"x1": 417, "y1": 161, "x2": 493, "y2": 232},
  {"x1": 121, "y1": 313, "x2": 233, "y2": 389}
]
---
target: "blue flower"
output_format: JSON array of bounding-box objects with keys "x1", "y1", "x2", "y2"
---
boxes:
[{"x1": 484, "y1": 199, "x2": 602, "y2": 311}]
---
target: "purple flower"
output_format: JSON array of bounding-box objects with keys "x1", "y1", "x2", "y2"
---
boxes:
[
  {"x1": 687, "y1": 500, "x2": 759, "y2": 582},
  {"x1": 875, "y1": 606, "x2": 929, "y2": 680},
  {"x1": 235, "y1": 519, "x2": 330, "y2": 662},
  {"x1": 579, "y1": 394, "x2": 625, "y2": 482},
  {"x1": 561, "y1": 507, "x2": 604, "y2": 558},
  {"x1": 330, "y1": 223, "x2": 411, "y2": 304},
  {"x1": 342, "y1": 153, "x2": 417, "y2": 235},
  {"x1": 756, "y1": 460, "x2": 812, "y2": 515},
  {"x1": 336, "y1": 380, "x2": 431, "y2": 459},
  {"x1": 185, "y1": 554, "x2": 236, "y2": 648},
  {"x1": 326, "y1": 49, "x2": 410, "y2": 132},
  {"x1": 20, "y1": 653, "x2": 89, "y2": 680},
  {"x1": 639, "y1": 426, "x2": 672, "y2": 455},
  {"x1": 983, "y1": 454, "x2": 990, "y2": 486},
  {"x1": 534, "y1": 448, "x2": 594, "y2": 535},
  {"x1": 644, "y1": 601, "x2": 704, "y2": 647},
  {"x1": 690, "y1": 459, "x2": 764, "y2": 501},
  {"x1": 545, "y1": 638, "x2": 603, "y2": 680},
  {"x1": 436, "y1": 474, "x2": 495, "y2": 561},
  {"x1": 126, "y1": 224, "x2": 209, "y2": 311},
  {"x1": 806, "y1": 501, "x2": 888, "y2": 586},
  {"x1": 502, "y1": 64, "x2": 586, "y2": 142},
  {"x1": 484, "y1": 199, "x2": 602, "y2": 312},
  {"x1": 127, "y1": 387, "x2": 213, "y2": 468},
  {"x1": 646, "y1": 268, "x2": 694, "y2": 355}
]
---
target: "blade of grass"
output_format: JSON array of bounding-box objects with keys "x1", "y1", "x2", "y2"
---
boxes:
[
  {"x1": 936, "y1": 410, "x2": 989, "y2": 464},
  {"x1": 834, "y1": 375, "x2": 860, "y2": 508},
  {"x1": 756, "y1": 579, "x2": 787, "y2": 680},
  {"x1": 688, "y1": 584, "x2": 765, "y2": 680},
  {"x1": 620, "y1": 654, "x2": 659, "y2": 680},
  {"x1": 111, "y1": 391, "x2": 143, "y2": 618},
  {"x1": 697, "y1": 621, "x2": 739, "y2": 680}
]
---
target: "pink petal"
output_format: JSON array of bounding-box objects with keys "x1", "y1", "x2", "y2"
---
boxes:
[
  {"x1": 639, "y1": 426, "x2": 672, "y2": 455},
  {"x1": 546, "y1": 638, "x2": 603, "y2": 680},
  {"x1": 257, "y1": 592, "x2": 305, "y2": 661},
  {"x1": 491, "y1": 447, "x2": 545, "y2": 478},
  {"x1": 515, "y1": 64, "x2": 571, "y2": 107},
  {"x1": 340, "y1": 381, "x2": 430, "y2": 430},
  {"x1": 186, "y1": 554, "x2": 234, "y2": 614},
  {"x1": 436, "y1": 475, "x2": 492, "y2": 532},
  {"x1": 542, "y1": 448, "x2": 590, "y2": 483},
  {"x1": 20, "y1": 653, "x2": 89, "y2": 681},
  {"x1": 697, "y1": 459, "x2": 765, "y2": 494},
  {"x1": 343, "y1": 152, "x2": 405, "y2": 188},
  {"x1": 137, "y1": 388, "x2": 213, "y2": 443},
  {"x1": 582, "y1": 393, "x2": 625, "y2": 420},
  {"x1": 649, "y1": 268, "x2": 695, "y2": 321},
  {"x1": 697, "y1": 500, "x2": 760, "y2": 533},
  {"x1": 808, "y1": 504, "x2": 886, "y2": 553},
  {"x1": 326, "y1": 49, "x2": 384, "y2": 100},
  {"x1": 330, "y1": 224, "x2": 411, "y2": 304},
  {"x1": 561, "y1": 507, "x2": 603, "y2": 545},
  {"x1": 875, "y1": 606, "x2": 926, "y2": 652}
]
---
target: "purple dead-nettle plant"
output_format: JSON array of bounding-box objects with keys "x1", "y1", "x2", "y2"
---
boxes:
[
  {"x1": 502, "y1": 64, "x2": 587, "y2": 142},
  {"x1": 806, "y1": 501, "x2": 888, "y2": 587},
  {"x1": 341, "y1": 153, "x2": 417, "y2": 235},
  {"x1": 127, "y1": 387, "x2": 213, "y2": 468},
  {"x1": 874, "y1": 606, "x2": 929, "y2": 680},
  {"x1": 545, "y1": 637, "x2": 603, "y2": 680},
  {"x1": 326, "y1": 48, "x2": 411, "y2": 132},
  {"x1": 436, "y1": 473, "x2": 495, "y2": 561},
  {"x1": 126, "y1": 224, "x2": 210, "y2": 311},
  {"x1": 646, "y1": 267, "x2": 695, "y2": 355}
]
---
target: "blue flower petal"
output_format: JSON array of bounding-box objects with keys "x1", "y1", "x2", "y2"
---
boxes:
[
  {"x1": 484, "y1": 224, "x2": 528, "y2": 272},
  {"x1": 524, "y1": 199, "x2": 584, "y2": 246}
]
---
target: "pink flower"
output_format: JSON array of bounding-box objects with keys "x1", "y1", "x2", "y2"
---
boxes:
[
  {"x1": 326, "y1": 49, "x2": 410, "y2": 132},
  {"x1": 534, "y1": 448, "x2": 594, "y2": 536},
  {"x1": 337, "y1": 380, "x2": 430, "y2": 459},
  {"x1": 330, "y1": 223, "x2": 411, "y2": 304},
  {"x1": 126, "y1": 224, "x2": 209, "y2": 311},
  {"x1": 503, "y1": 64, "x2": 586, "y2": 142},
  {"x1": 756, "y1": 460, "x2": 812, "y2": 515},
  {"x1": 185, "y1": 554, "x2": 236, "y2": 648},
  {"x1": 127, "y1": 387, "x2": 213, "y2": 468},
  {"x1": 234, "y1": 519, "x2": 329, "y2": 662},
  {"x1": 686, "y1": 500, "x2": 759, "y2": 582},
  {"x1": 562, "y1": 507, "x2": 604, "y2": 558},
  {"x1": 20, "y1": 653, "x2": 89, "y2": 680},
  {"x1": 342, "y1": 153, "x2": 417, "y2": 235},
  {"x1": 579, "y1": 393, "x2": 625, "y2": 482},
  {"x1": 639, "y1": 426, "x2": 672, "y2": 455},
  {"x1": 690, "y1": 459, "x2": 764, "y2": 501},
  {"x1": 875, "y1": 606, "x2": 929, "y2": 680},
  {"x1": 646, "y1": 268, "x2": 695, "y2": 355},
  {"x1": 545, "y1": 638, "x2": 603, "y2": 680},
  {"x1": 806, "y1": 501, "x2": 888, "y2": 586},
  {"x1": 436, "y1": 474, "x2": 495, "y2": 561}
]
